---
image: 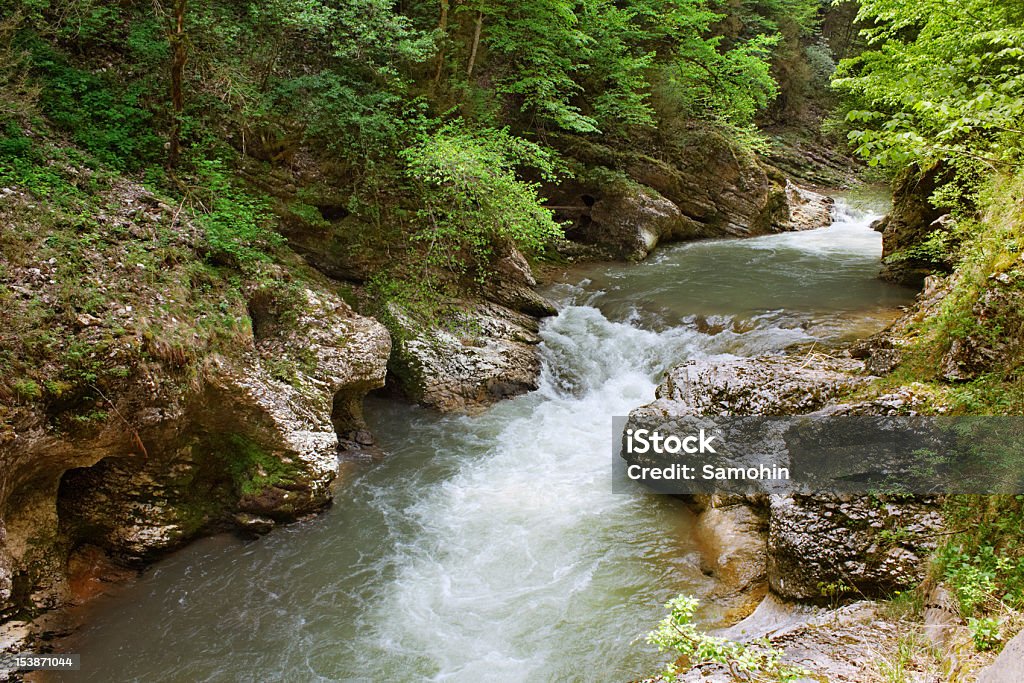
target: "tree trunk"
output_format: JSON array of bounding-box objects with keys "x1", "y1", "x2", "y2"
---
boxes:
[
  {"x1": 168, "y1": 0, "x2": 187, "y2": 168},
  {"x1": 433, "y1": 0, "x2": 450, "y2": 85},
  {"x1": 466, "y1": 12, "x2": 483, "y2": 78}
]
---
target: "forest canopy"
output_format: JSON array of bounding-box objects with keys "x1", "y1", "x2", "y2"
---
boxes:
[{"x1": 0, "y1": 0, "x2": 827, "y2": 269}]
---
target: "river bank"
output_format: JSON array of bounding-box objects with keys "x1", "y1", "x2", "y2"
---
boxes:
[{"x1": 6, "y1": 194, "x2": 918, "y2": 682}]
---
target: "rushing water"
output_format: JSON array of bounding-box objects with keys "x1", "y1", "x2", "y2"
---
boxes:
[{"x1": 52, "y1": 195, "x2": 914, "y2": 683}]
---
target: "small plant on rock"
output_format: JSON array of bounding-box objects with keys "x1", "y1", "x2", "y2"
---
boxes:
[
  {"x1": 967, "y1": 616, "x2": 1002, "y2": 652},
  {"x1": 647, "y1": 595, "x2": 809, "y2": 682}
]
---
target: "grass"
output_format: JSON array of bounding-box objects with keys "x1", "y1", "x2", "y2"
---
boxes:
[
  {"x1": 0, "y1": 129, "x2": 320, "y2": 442},
  {"x1": 875, "y1": 632, "x2": 934, "y2": 683}
]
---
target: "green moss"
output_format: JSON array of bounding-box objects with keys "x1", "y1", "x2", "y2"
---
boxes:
[{"x1": 223, "y1": 433, "x2": 299, "y2": 498}]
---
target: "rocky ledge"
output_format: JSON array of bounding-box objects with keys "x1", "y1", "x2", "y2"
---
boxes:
[
  {"x1": 0, "y1": 280, "x2": 390, "y2": 625},
  {"x1": 626, "y1": 352, "x2": 947, "y2": 678},
  {"x1": 547, "y1": 130, "x2": 835, "y2": 261},
  {"x1": 0, "y1": 178, "x2": 393, "y2": 638}
]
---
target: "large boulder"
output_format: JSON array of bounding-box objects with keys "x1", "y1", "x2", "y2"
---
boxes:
[
  {"x1": 564, "y1": 181, "x2": 704, "y2": 260},
  {"x1": 547, "y1": 128, "x2": 832, "y2": 261},
  {"x1": 625, "y1": 130, "x2": 788, "y2": 237},
  {"x1": 385, "y1": 299, "x2": 543, "y2": 413},
  {"x1": 784, "y1": 181, "x2": 834, "y2": 231},
  {"x1": 626, "y1": 354, "x2": 942, "y2": 607},
  {"x1": 651, "y1": 354, "x2": 867, "y2": 416}
]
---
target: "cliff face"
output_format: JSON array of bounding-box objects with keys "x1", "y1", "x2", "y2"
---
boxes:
[
  {"x1": 544, "y1": 128, "x2": 833, "y2": 261},
  {"x1": 874, "y1": 163, "x2": 954, "y2": 287},
  {"x1": 0, "y1": 180, "x2": 391, "y2": 621}
]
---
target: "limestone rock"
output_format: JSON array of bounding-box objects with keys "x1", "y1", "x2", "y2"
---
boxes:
[
  {"x1": 783, "y1": 181, "x2": 834, "y2": 231},
  {"x1": 626, "y1": 130, "x2": 788, "y2": 238},
  {"x1": 978, "y1": 628, "x2": 1024, "y2": 683},
  {"x1": 386, "y1": 300, "x2": 542, "y2": 413},
  {"x1": 547, "y1": 128, "x2": 823, "y2": 262},
  {"x1": 627, "y1": 353, "x2": 942, "y2": 615},
  {"x1": 569, "y1": 183, "x2": 704, "y2": 260},
  {"x1": 876, "y1": 163, "x2": 954, "y2": 287},
  {"x1": 940, "y1": 266, "x2": 1024, "y2": 381},
  {"x1": 485, "y1": 248, "x2": 558, "y2": 317},
  {"x1": 693, "y1": 502, "x2": 768, "y2": 619},
  {"x1": 653, "y1": 354, "x2": 868, "y2": 416},
  {"x1": 767, "y1": 494, "x2": 943, "y2": 601},
  {"x1": 1, "y1": 285, "x2": 390, "y2": 613},
  {"x1": 922, "y1": 583, "x2": 961, "y2": 652}
]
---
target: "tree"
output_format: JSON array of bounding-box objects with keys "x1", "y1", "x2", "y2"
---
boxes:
[
  {"x1": 401, "y1": 123, "x2": 564, "y2": 276},
  {"x1": 832, "y1": 0, "x2": 1024, "y2": 171}
]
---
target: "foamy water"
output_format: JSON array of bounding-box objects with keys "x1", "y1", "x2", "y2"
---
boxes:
[{"x1": 54, "y1": 197, "x2": 913, "y2": 682}]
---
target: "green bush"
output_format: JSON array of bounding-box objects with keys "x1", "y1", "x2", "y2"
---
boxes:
[
  {"x1": 968, "y1": 616, "x2": 1003, "y2": 651},
  {"x1": 936, "y1": 496, "x2": 1024, "y2": 619},
  {"x1": 401, "y1": 123, "x2": 564, "y2": 279},
  {"x1": 647, "y1": 594, "x2": 809, "y2": 682},
  {"x1": 192, "y1": 159, "x2": 283, "y2": 270}
]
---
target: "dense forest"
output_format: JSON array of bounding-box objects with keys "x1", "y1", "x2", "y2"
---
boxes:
[
  {"x1": 2, "y1": 0, "x2": 1024, "y2": 680},
  {"x1": 0, "y1": 0, "x2": 835, "y2": 278}
]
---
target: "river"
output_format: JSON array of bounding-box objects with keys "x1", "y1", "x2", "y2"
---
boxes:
[{"x1": 51, "y1": 193, "x2": 914, "y2": 682}]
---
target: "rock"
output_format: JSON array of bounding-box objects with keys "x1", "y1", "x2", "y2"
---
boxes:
[
  {"x1": 386, "y1": 300, "x2": 542, "y2": 413},
  {"x1": 783, "y1": 181, "x2": 834, "y2": 231},
  {"x1": 568, "y1": 182, "x2": 703, "y2": 260},
  {"x1": 628, "y1": 352, "x2": 943, "y2": 615},
  {"x1": 671, "y1": 597, "x2": 924, "y2": 683},
  {"x1": 1, "y1": 284, "x2": 391, "y2": 614},
  {"x1": 652, "y1": 354, "x2": 868, "y2": 416},
  {"x1": 0, "y1": 533, "x2": 11, "y2": 617},
  {"x1": 767, "y1": 494, "x2": 943, "y2": 601},
  {"x1": 978, "y1": 628, "x2": 1024, "y2": 683},
  {"x1": 940, "y1": 266, "x2": 1024, "y2": 381},
  {"x1": 863, "y1": 347, "x2": 902, "y2": 375},
  {"x1": 626, "y1": 129, "x2": 789, "y2": 238},
  {"x1": 876, "y1": 163, "x2": 954, "y2": 287},
  {"x1": 547, "y1": 128, "x2": 825, "y2": 261},
  {"x1": 693, "y1": 502, "x2": 768, "y2": 619},
  {"x1": 485, "y1": 248, "x2": 558, "y2": 317},
  {"x1": 922, "y1": 583, "x2": 961, "y2": 652},
  {"x1": 233, "y1": 513, "x2": 276, "y2": 537}
]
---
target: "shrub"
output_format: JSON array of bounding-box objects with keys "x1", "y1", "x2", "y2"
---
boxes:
[
  {"x1": 647, "y1": 595, "x2": 809, "y2": 682},
  {"x1": 401, "y1": 123, "x2": 564, "y2": 280}
]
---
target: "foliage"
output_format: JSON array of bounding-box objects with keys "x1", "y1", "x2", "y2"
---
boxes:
[
  {"x1": 895, "y1": 171, "x2": 1024, "y2": 399},
  {"x1": 833, "y1": 0, "x2": 1024, "y2": 170},
  {"x1": 934, "y1": 496, "x2": 1024, "y2": 621},
  {"x1": 191, "y1": 159, "x2": 283, "y2": 270},
  {"x1": 456, "y1": 0, "x2": 784, "y2": 135},
  {"x1": 33, "y1": 57, "x2": 163, "y2": 169},
  {"x1": 647, "y1": 595, "x2": 809, "y2": 682},
  {"x1": 876, "y1": 632, "x2": 929, "y2": 683},
  {"x1": 0, "y1": 12, "x2": 39, "y2": 124},
  {"x1": 401, "y1": 124, "x2": 564, "y2": 276},
  {"x1": 968, "y1": 616, "x2": 1003, "y2": 651}
]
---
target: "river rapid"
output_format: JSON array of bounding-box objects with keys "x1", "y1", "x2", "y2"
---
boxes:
[{"x1": 52, "y1": 193, "x2": 914, "y2": 682}]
